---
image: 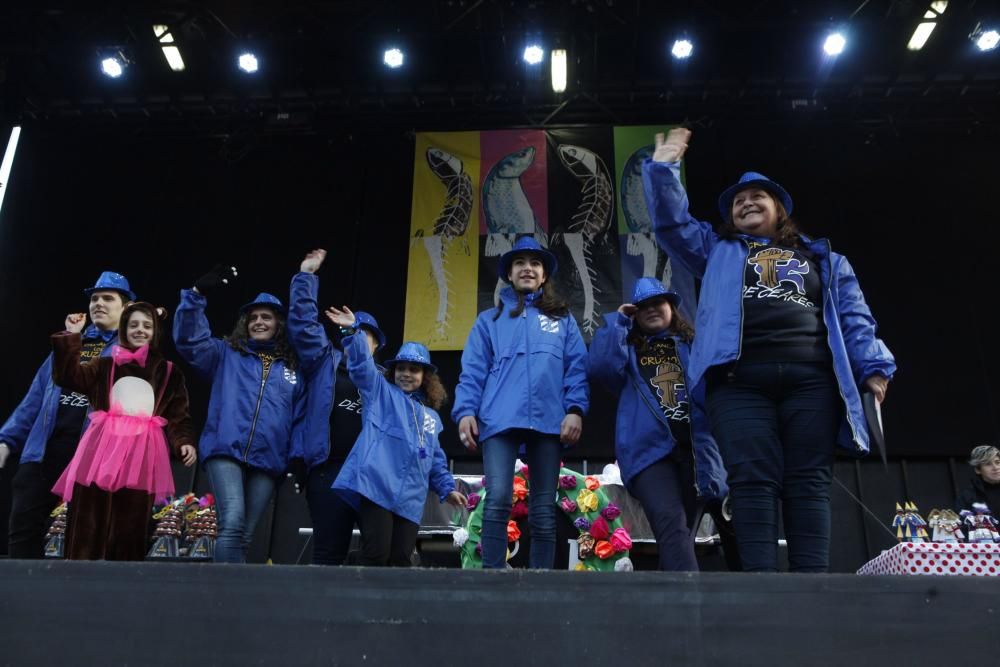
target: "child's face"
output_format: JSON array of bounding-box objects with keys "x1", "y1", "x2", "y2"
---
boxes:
[
  {"x1": 976, "y1": 455, "x2": 1000, "y2": 484},
  {"x1": 126, "y1": 311, "x2": 154, "y2": 349},
  {"x1": 394, "y1": 362, "x2": 424, "y2": 393}
]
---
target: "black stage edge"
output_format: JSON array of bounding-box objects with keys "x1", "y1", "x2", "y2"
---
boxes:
[{"x1": 1, "y1": 561, "x2": 998, "y2": 666}]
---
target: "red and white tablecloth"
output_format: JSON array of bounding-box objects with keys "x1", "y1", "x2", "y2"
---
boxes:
[{"x1": 857, "y1": 542, "x2": 1000, "y2": 576}]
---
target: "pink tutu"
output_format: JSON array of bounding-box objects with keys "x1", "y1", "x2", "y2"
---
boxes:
[{"x1": 52, "y1": 403, "x2": 175, "y2": 503}]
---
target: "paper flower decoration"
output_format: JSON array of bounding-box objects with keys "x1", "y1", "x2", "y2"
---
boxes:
[
  {"x1": 577, "y1": 532, "x2": 596, "y2": 559},
  {"x1": 511, "y1": 500, "x2": 529, "y2": 520},
  {"x1": 614, "y1": 557, "x2": 634, "y2": 572},
  {"x1": 512, "y1": 477, "x2": 529, "y2": 501},
  {"x1": 590, "y1": 516, "x2": 610, "y2": 541},
  {"x1": 520, "y1": 465, "x2": 530, "y2": 480},
  {"x1": 475, "y1": 543, "x2": 483, "y2": 556},
  {"x1": 514, "y1": 459, "x2": 526, "y2": 473},
  {"x1": 595, "y1": 541, "x2": 615, "y2": 559},
  {"x1": 452, "y1": 527, "x2": 469, "y2": 547},
  {"x1": 573, "y1": 517, "x2": 592, "y2": 531},
  {"x1": 575, "y1": 562, "x2": 588, "y2": 571},
  {"x1": 610, "y1": 527, "x2": 632, "y2": 552},
  {"x1": 507, "y1": 520, "x2": 521, "y2": 543},
  {"x1": 559, "y1": 475, "x2": 578, "y2": 490},
  {"x1": 466, "y1": 493, "x2": 481, "y2": 511},
  {"x1": 560, "y1": 497, "x2": 578, "y2": 513},
  {"x1": 600, "y1": 504, "x2": 621, "y2": 521},
  {"x1": 585, "y1": 476, "x2": 601, "y2": 491},
  {"x1": 576, "y1": 489, "x2": 598, "y2": 513}
]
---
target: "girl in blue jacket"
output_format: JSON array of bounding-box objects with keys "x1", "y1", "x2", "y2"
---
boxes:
[
  {"x1": 326, "y1": 306, "x2": 466, "y2": 567},
  {"x1": 643, "y1": 129, "x2": 896, "y2": 572},
  {"x1": 174, "y1": 266, "x2": 307, "y2": 563},
  {"x1": 453, "y1": 236, "x2": 590, "y2": 570},
  {"x1": 589, "y1": 277, "x2": 727, "y2": 571}
]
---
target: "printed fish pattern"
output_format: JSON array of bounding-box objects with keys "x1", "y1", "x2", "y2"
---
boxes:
[{"x1": 621, "y1": 144, "x2": 672, "y2": 288}]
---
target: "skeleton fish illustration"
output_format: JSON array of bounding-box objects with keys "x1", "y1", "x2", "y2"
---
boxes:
[
  {"x1": 418, "y1": 147, "x2": 473, "y2": 334},
  {"x1": 621, "y1": 144, "x2": 671, "y2": 288},
  {"x1": 482, "y1": 146, "x2": 547, "y2": 304},
  {"x1": 555, "y1": 144, "x2": 613, "y2": 335}
]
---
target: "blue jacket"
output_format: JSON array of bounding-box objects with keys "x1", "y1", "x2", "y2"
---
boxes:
[
  {"x1": 452, "y1": 288, "x2": 590, "y2": 442},
  {"x1": 332, "y1": 332, "x2": 456, "y2": 525},
  {"x1": 287, "y1": 272, "x2": 345, "y2": 470},
  {"x1": 173, "y1": 289, "x2": 306, "y2": 476},
  {"x1": 588, "y1": 311, "x2": 728, "y2": 499},
  {"x1": 0, "y1": 325, "x2": 116, "y2": 464},
  {"x1": 643, "y1": 160, "x2": 897, "y2": 454}
]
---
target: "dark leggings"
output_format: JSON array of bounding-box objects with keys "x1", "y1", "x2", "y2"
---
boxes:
[
  {"x1": 706, "y1": 361, "x2": 840, "y2": 573},
  {"x1": 628, "y1": 446, "x2": 701, "y2": 571},
  {"x1": 357, "y1": 497, "x2": 419, "y2": 567}
]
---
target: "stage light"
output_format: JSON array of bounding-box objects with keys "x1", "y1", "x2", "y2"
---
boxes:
[
  {"x1": 551, "y1": 49, "x2": 567, "y2": 92},
  {"x1": 907, "y1": 1, "x2": 948, "y2": 51},
  {"x1": 383, "y1": 47, "x2": 404, "y2": 68},
  {"x1": 976, "y1": 29, "x2": 999, "y2": 51},
  {"x1": 238, "y1": 52, "x2": 259, "y2": 73},
  {"x1": 152, "y1": 24, "x2": 185, "y2": 71},
  {"x1": 823, "y1": 32, "x2": 846, "y2": 56},
  {"x1": 671, "y1": 39, "x2": 693, "y2": 59},
  {"x1": 101, "y1": 56, "x2": 125, "y2": 78},
  {"x1": 0, "y1": 126, "x2": 22, "y2": 221},
  {"x1": 523, "y1": 45, "x2": 544, "y2": 65}
]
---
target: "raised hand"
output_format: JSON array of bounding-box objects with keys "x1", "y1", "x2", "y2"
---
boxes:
[
  {"x1": 65, "y1": 312, "x2": 87, "y2": 334},
  {"x1": 652, "y1": 128, "x2": 691, "y2": 163},
  {"x1": 193, "y1": 264, "x2": 238, "y2": 296},
  {"x1": 300, "y1": 248, "x2": 327, "y2": 274},
  {"x1": 617, "y1": 303, "x2": 638, "y2": 318},
  {"x1": 324, "y1": 305, "x2": 356, "y2": 329}
]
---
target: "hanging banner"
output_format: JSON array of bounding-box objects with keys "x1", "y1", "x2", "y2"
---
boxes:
[{"x1": 405, "y1": 125, "x2": 690, "y2": 350}]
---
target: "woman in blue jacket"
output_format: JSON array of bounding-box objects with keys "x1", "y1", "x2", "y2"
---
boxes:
[
  {"x1": 174, "y1": 265, "x2": 306, "y2": 563},
  {"x1": 325, "y1": 307, "x2": 465, "y2": 567},
  {"x1": 643, "y1": 129, "x2": 896, "y2": 572},
  {"x1": 453, "y1": 236, "x2": 590, "y2": 570},
  {"x1": 589, "y1": 276, "x2": 727, "y2": 571}
]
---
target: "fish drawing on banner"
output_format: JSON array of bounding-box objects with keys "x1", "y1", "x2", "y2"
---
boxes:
[
  {"x1": 416, "y1": 147, "x2": 473, "y2": 335},
  {"x1": 482, "y1": 146, "x2": 547, "y2": 305},
  {"x1": 553, "y1": 144, "x2": 613, "y2": 335},
  {"x1": 621, "y1": 144, "x2": 672, "y2": 289}
]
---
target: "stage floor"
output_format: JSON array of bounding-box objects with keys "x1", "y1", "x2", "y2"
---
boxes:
[{"x1": 1, "y1": 559, "x2": 997, "y2": 666}]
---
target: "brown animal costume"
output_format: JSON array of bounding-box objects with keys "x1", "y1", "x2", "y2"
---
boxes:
[{"x1": 50, "y1": 302, "x2": 195, "y2": 560}]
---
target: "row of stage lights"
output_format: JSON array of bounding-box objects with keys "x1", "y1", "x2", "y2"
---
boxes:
[{"x1": 100, "y1": 11, "x2": 999, "y2": 93}]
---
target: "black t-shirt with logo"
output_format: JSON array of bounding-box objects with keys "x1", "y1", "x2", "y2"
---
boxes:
[
  {"x1": 327, "y1": 362, "x2": 367, "y2": 464},
  {"x1": 45, "y1": 339, "x2": 106, "y2": 470},
  {"x1": 636, "y1": 337, "x2": 691, "y2": 448},
  {"x1": 741, "y1": 241, "x2": 831, "y2": 364}
]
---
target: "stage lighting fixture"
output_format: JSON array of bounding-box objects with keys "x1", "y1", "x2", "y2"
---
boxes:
[
  {"x1": 976, "y1": 28, "x2": 999, "y2": 51},
  {"x1": 100, "y1": 55, "x2": 125, "y2": 78},
  {"x1": 907, "y1": 1, "x2": 948, "y2": 51},
  {"x1": 523, "y1": 45, "x2": 544, "y2": 65},
  {"x1": 238, "y1": 52, "x2": 259, "y2": 73},
  {"x1": 551, "y1": 49, "x2": 567, "y2": 92},
  {"x1": 152, "y1": 24, "x2": 185, "y2": 71},
  {"x1": 671, "y1": 39, "x2": 693, "y2": 59},
  {"x1": 823, "y1": 32, "x2": 847, "y2": 56},
  {"x1": 383, "y1": 47, "x2": 405, "y2": 68}
]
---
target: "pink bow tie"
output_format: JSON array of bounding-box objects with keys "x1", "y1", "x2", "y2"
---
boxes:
[{"x1": 113, "y1": 344, "x2": 150, "y2": 367}]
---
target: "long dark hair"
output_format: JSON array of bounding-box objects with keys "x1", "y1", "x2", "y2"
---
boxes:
[
  {"x1": 225, "y1": 310, "x2": 298, "y2": 370},
  {"x1": 626, "y1": 303, "x2": 695, "y2": 351},
  {"x1": 492, "y1": 280, "x2": 570, "y2": 321},
  {"x1": 720, "y1": 194, "x2": 802, "y2": 248}
]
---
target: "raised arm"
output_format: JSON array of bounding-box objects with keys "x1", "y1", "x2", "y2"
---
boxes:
[
  {"x1": 587, "y1": 309, "x2": 634, "y2": 394},
  {"x1": 330, "y1": 307, "x2": 382, "y2": 400},
  {"x1": 643, "y1": 129, "x2": 719, "y2": 278},
  {"x1": 173, "y1": 288, "x2": 226, "y2": 380},
  {"x1": 51, "y1": 331, "x2": 105, "y2": 396},
  {"x1": 288, "y1": 250, "x2": 341, "y2": 374}
]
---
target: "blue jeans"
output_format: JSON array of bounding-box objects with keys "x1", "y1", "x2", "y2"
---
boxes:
[
  {"x1": 706, "y1": 361, "x2": 840, "y2": 573},
  {"x1": 204, "y1": 457, "x2": 277, "y2": 564},
  {"x1": 481, "y1": 429, "x2": 561, "y2": 569}
]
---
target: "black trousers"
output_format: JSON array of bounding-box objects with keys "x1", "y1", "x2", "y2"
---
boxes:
[
  {"x1": 357, "y1": 497, "x2": 419, "y2": 567},
  {"x1": 8, "y1": 459, "x2": 69, "y2": 559},
  {"x1": 305, "y1": 460, "x2": 358, "y2": 565}
]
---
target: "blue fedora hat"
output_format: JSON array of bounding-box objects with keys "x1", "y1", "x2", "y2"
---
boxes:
[
  {"x1": 240, "y1": 292, "x2": 286, "y2": 314},
  {"x1": 717, "y1": 171, "x2": 794, "y2": 221},
  {"x1": 353, "y1": 311, "x2": 386, "y2": 351},
  {"x1": 498, "y1": 235, "x2": 558, "y2": 284},
  {"x1": 84, "y1": 271, "x2": 136, "y2": 302},
  {"x1": 631, "y1": 277, "x2": 681, "y2": 307},
  {"x1": 384, "y1": 341, "x2": 437, "y2": 374}
]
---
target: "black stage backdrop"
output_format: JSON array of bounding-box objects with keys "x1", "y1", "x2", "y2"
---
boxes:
[{"x1": 0, "y1": 118, "x2": 997, "y2": 471}]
